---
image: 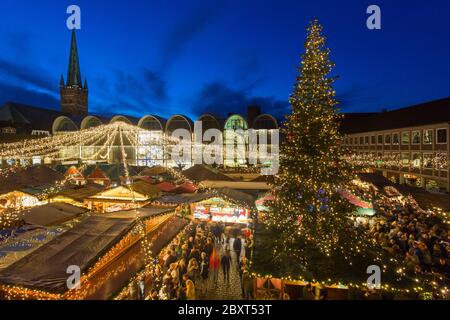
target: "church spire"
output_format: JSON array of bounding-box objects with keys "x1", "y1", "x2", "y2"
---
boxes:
[
  {"x1": 60, "y1": 29, "x2": 88, "y2": 117},
  {"x1": 60, "y1": 74, "x2": 65, "y2": 87},
  {"x1": 67, "y1": 29, "x2": 82, "y2": 87}
]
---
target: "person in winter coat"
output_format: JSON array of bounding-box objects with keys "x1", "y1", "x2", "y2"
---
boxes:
[
  {"x1": 186, "y1": 280, "x2": 196, "y2": 300},
  {"x1": 209, "y1": 247, "x2": 221, "y2": 285},
  {"x1": 221, "y1": 249, "x2": 232, "y2": 283}
]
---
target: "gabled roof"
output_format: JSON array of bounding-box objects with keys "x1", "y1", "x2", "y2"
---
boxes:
[
  {"x1": 100, "y1": 164, "x2": 145, "y2": 181},
  {"x1": 151, "y1": 193, "x2": 214, "y2": 205},
  {"x1": 0, "y1": 165, "x2": 64, "y2": 195},
  {"x1": 87, "y1": 167, "x2": 110, "y2": 181},
  {"x1": 150, "y1": 188, "x2": 256, "y2": 208},
  {"x1": 64, "y1": 166, "x2": 84, "y2": 180},
  {"x1": 20, "y1": 184, "x2": 65, "y2": 200},
  {"x1": 103, "y1": 206, "x2": 174, "y2": 219},
  {"x1": 55, "y1": 184, "x2": 106, "y2": 202},
  {"x1": 217, "y1": 188, "x2": 256, "y2": 208},
  {"x1": 0, "y1": 104, "x2": 31, "y2": 124},
  {"x1": 89, "y1": 181, "x2": 160, "y2": 201},
  {"x1": 0, "y1": 215, "x2": 135, "y2": 293},
  {"x1": 131, "y1": 181, "x2": 161, "y2": 197},
  {"x1": 0, "y1": 214, "x2": 189, "y2": 295},
  {"x1": 0, "y1": 102, "x2": 83, "y2": 132},
  {"x1": 133, "y1": 176, "x2": 154, "y2": 184},
  {"x1": 182, "y1": 165, "x2": 234, "y2": 182},
  {"x1": 89, "y1": 185, "x2": 148, "y2": 201},
  {"x1": 18, "y1": 202, "x2": 87, "y2": 226}
]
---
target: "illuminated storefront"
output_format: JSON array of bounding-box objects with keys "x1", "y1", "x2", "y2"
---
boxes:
[{"x1": 193, "y1": 197, "x2": 250, "y2": 224}]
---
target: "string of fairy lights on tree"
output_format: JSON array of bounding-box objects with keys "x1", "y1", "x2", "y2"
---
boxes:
[
  {"x1": 261, "y1": 18, "x2": 445, "y2": 297},
  {"x1": 267, "y1": 18, "x2": 366, "y2": 260}
]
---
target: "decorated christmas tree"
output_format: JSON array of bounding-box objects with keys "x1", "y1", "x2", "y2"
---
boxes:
[
  {"x1": 255, "y1": 18, "x2": 430, "y2": 296},
  {"x1": 266, "y1": 18, "x2": 373, "y2": 277}
]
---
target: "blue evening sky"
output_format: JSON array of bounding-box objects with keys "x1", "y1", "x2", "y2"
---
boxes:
[{"x1": 0, "y1": 0, "x2": 449, "y2": 120}]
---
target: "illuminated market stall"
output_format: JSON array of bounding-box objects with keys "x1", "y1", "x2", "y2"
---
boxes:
[
  {"x1": 192, "y1": 196, "x2": 250, "y2": 224},
  {"x1": 0, "y1": 203, "x2": 89, "y2": 271},
  {"x1": 51, "y1": 184, "x2": 106, "y2": 207},
  {"x1": 0, "y1": 190, "x2": 41, "y2": 211},
  {"x1": 0, "y1": 166, "x2": 65, "y2": 212},
  {"x1": 151, "y1": 188, "x2": 256, "y2": 225},
  {"x1": 86, "y1": 181, "x2": 162, "y2": 213},
  {"x1": 86, "y1": 167, "x2": 111, "y2": 186},
  {"x1": 0, "y1": 207, "x2": 188, "y2": 300}
]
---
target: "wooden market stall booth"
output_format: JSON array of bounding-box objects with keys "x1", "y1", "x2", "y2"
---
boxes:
[
  {"x1": 51, "y1": 184, "x2": 106, "y2": 208},
  {"x1": 86, "y1": 181, "x2": 162, "y2": 213},
  {"x1": 0, "y1": 207, "x2": 188, "y2": 300},
  {"x1": 150, "y1": 188, "x2": 256, "y2": 225},
  {"x1": 0, "y1": 165, "x2": 65, "y2": 212},
  {"x1": 0, "y1": 190, "x2": 42, "y2": 212}
]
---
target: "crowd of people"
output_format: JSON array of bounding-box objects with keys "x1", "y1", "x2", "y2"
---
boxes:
[
  {"x1": 370, "y1": 195, "x2": 449, "y2": 277},
  {"x1": 146, "y1": 221, "x2": 255, "y2": 300},
  {"x1": 140, "y1": 181, "x2": 448, "y2": 300},
  {"x1": 348, "y1": 181, "x2": 449, "y2": 279}
]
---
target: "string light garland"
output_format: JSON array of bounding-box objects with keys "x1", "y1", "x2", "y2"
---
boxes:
[
  {"x1": 343, "y1": 152, "x2": 448, "y2": 171},
  {"x1": 267, "y1": 18, "x2": 365, "y2": 261},
  {"x1": 258, "y1": 18, "x2": 449, "y2": 299}
]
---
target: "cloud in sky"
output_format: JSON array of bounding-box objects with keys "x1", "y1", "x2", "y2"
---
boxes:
[
  {"x1": 91, "y1": 68, "x2": 170, "y2": 117},
  {"x1": 157, "y1": 0, "x2": 226, "y2": 71},
  {"x1": 0, "y1": 55, "x2": 59, "y2": 109},
  {"x1": 190, "y1": 81, "x2": 289, "y2": 119},
  {"x1": 1, "y1": 1, "x2": 448, "y2": 120},
  {"x1": 0, "y1": 82, "x2": 59, "y2": 109},
  {"x1": 0, "y1": 57, "x2": 55, "y2": 93}
]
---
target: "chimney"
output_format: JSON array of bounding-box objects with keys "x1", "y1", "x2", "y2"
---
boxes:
[{"x1": 247, "y1": 105, "x2": 261, "y2": 128}]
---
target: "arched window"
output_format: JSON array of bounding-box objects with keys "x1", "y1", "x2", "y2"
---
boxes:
[
  {"x1": 224, "y1": 114, "x2": 248, "y2": 131},
  {"x1": 138, "y1": 115, "x2": 164, "y2": 131},
  {"x1": 253, "y1": 114, "x2": 278, "y2": 130},
  {"x1": 224, "y1": 115, "x2": 248, "y2": 167},
  {"x1": 137, "y1": 115, "x2": 166, "y2": 167},
  {"x1": 110, "y1": 115, "x2": 132, "y2": 124},
  {"x1": 166, "y1": 115, "x2": 192, "y2": 135},
  {"x1": 165, "y1": 115, "x2": 193, "y2": 169},
  {"x1": 197, "y1": 114, "x2": 221, "y2": 135},
  {"x1": 81, "y1": 116, "x2": 102, "y2": 130},
  {"x1": 52, "y1": 116, "x2": 78, "y2": 134}
]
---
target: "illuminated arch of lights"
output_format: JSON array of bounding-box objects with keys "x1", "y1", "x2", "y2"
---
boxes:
[{"x1": 0, "y1": 121, "x2": 189, "y2": 173}]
